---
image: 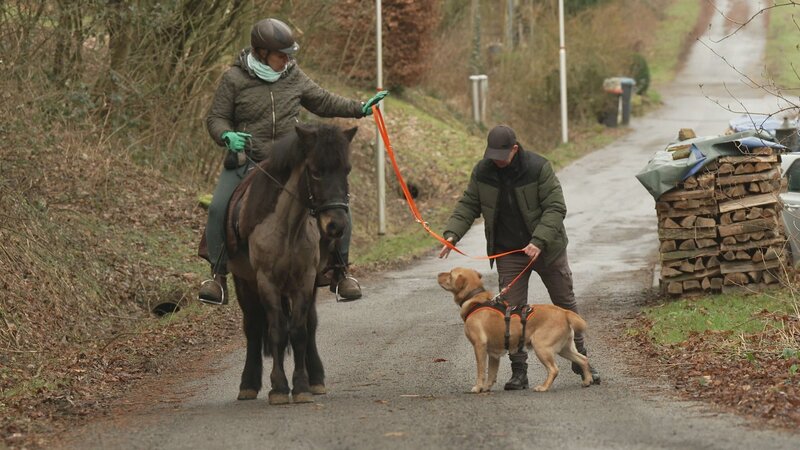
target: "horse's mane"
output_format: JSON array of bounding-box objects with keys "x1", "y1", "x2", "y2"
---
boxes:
[{"x1": 269, "y1": 124, "x2": 350, "y2": 174}]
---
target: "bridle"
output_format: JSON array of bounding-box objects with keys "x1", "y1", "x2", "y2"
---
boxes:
[
  {"x1": 303, "y1": 166, "x2": 349, "y2": 218},
  {"x1": 247, "y1": 154, "x2": 349, "y2": 217}
]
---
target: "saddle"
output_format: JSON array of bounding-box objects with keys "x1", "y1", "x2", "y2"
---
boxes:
[
  {"x1": 224, "y1": 163, "x2": 261, "y2": 255},
  {"x1": 197, "y1": 159, "x2": 281, "y2": 262}
]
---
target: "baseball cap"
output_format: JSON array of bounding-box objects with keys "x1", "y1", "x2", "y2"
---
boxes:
[{"x1": 483, "y1": 125, "x2": 517, "y2": 160}]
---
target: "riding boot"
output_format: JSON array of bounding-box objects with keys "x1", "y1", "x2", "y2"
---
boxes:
[
  {"x1": 571, "y1": 346, "x2": 601, "y2": 385},
  {"x1": 330, "y1": 267, "x2": 362, "y2": 301},
  {"x1": 199, "y1": 274, "x2": 228, "y2": 305},
  {"x1": 328, "y1": 250, "x2": 362, "y2": 301},
  {"x1": 504, "y1": 355, "x2": 529, "y2": 390}
]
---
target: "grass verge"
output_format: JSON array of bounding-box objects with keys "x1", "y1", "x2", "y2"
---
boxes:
[
  {"x1": 643, "y1": 291, "x2": 798, "y2": 345},
  {"x1": 626, "y1": 290, "x2": 800, "y2": 429},
  {"x1": 649, "y1": 0, "x2": 705, "y2": 84},
  {"x1": 766, "y1": 3, "x2": 800, "y2": 93}
]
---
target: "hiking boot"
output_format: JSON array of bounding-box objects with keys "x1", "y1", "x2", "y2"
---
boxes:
[
  {"x1": 199, "y1": 274, "x2": 228, "y2": 305},
  {"x1": 331, "y1": 270, "x2": 362, "y2": 301},
  {"x1": 572, "y1": 347, "x2": 601, "y2": 385},
  {"x1": 503, "y1": 367, "x2": 529, "y2": 390}
]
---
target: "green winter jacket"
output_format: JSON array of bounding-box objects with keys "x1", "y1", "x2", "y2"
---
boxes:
[
  {"x1": 443, "y1": 149, "x2": 568, "y2": 266},
  {"x1": 206, "y1": 48, "x2": 364, "y2": 160}
]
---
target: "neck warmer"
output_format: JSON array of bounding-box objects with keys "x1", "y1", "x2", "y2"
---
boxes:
[{"x1": 247, "y1": 52, "x2": 284, "y2": 83}]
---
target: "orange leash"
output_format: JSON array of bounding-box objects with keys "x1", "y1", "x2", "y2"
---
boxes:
[
  {"x1": 372, "y1": 106, "x2": 526, "y2": 260},
  {"x1": 372, "y1": 105, "x2": 536, "y2": 296}
]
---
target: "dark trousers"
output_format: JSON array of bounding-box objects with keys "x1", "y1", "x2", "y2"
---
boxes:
[{"x1": 495, "y1": 250, "x2": 584, "y2": 369}]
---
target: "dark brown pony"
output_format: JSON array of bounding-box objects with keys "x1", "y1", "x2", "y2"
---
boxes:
[{"x1": 226, "y1": 124, "x2": 356, "y2": 404}]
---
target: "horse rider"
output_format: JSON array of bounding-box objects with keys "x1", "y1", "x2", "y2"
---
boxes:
[
  {"x1": 438, "y1": 125, "x2": 600, "y2": 390},
  {"x1": 199, "y1": 17, "x2": 387, "y2": 305}
]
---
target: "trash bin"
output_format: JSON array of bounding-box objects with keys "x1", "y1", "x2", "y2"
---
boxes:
[
  {"x1": 602, "y1": 77, "x2": 636, "y2": 127},
  {"x1": 776, "y1": 117, "x2": 800, "y2": 152}
]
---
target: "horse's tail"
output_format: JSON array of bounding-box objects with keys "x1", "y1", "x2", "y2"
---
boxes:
[
  {"x1": 262, "y1": 319, "x2": 272, "y2": 358},
  {"x1": 261, "y1": 295, "x2": 293, "y2": 358},
  {"x1": 261, "y1": 291, "x2": 316, "y2": 358}
]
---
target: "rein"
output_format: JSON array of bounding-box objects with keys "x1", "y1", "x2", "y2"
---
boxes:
[{"x1": 244, "y1": 152, "x2": 349, "y2": 217}]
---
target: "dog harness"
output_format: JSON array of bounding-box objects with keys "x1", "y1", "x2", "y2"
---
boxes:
[{"x1": 463, "y1": 295, "x2": 534, "y2": 353}]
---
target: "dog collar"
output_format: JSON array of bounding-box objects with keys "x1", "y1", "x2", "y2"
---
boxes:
[{"x1": 460, "y1": 287, "x2": 486, "y2": 304}]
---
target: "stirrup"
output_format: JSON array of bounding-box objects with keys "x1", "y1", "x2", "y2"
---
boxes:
[
  {"x1": 198, "y1": 278, "x2": 226, "y2": 305},
  {"x1": 333, "y1": 275, "x2": 361, "y2": 302}
]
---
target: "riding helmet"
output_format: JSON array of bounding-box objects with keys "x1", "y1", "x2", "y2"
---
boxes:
[{"x1": 251, "y1": 18, "x2": 299, "y2": 55}]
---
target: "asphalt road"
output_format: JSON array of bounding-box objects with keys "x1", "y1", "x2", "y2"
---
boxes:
[{"x1": 62, "y1": 1, "x2": 799, "y2": 449}]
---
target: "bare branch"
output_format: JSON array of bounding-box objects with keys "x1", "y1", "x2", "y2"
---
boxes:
[
  {"x1": 706, "y1": 0, "x2": 799, "y2": 43},
  {"x1": 701, "y1": 81, "x2": 797, "y2": 127},
  {"x1": 695, "y1": 38, "x2": 799, "y2": 111}
]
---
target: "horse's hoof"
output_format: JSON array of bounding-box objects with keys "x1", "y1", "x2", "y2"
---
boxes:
[
  {"x1": 268, "y1": 392, "x2": 291, "y2": 405},
  {"x1": 292, "y1": 392, "x2": 314, "y2": 404},
  {"x1": 310, "y1": 384, "x2": 327, "y2": 395},
  {"x1": 237, "y1": 389, "x2": 258, "y2": 400}
]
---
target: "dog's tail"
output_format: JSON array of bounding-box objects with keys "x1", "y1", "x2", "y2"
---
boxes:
[{"x1": 565, "y1": 310, "x2": 587, "y2": 334}]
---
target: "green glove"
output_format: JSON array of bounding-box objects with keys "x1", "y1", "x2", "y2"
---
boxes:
[
  {"x1": 361, "y1": 90, "x2": 389, "y2": 116},
  {"x1": 221, "y1": 131, "x2": 251, "y2": 152}
]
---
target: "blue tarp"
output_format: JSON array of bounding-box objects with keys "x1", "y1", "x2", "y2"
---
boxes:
[
  {"x1": 636, "y1": 130, "x2": 786, "y2": 199},
  {"x1": 729, "y1": 114, "x2": 798, "y2": 139}
]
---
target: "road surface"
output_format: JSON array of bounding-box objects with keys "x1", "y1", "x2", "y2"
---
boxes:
[{"x1": 61, "y1": 1, "x2": 798, "y2": 448}]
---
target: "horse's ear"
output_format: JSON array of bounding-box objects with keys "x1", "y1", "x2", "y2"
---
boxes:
[
  {"x1": 343, "y1": 126, "x2": 358, "y2": 142},
  {"x1": 296, "y1": 125, "x2": 317, "y2": 147}
]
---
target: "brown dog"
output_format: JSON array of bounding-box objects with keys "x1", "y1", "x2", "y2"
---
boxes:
[{"x1": 437, "y1": 267, "x2": 593, "y2": 393}]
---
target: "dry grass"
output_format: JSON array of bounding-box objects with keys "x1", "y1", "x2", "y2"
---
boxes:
[{"x1": 421, "y1": 0, "x2": 669, "y2": 148}]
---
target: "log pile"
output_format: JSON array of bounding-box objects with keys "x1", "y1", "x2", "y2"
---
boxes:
[{"x1": 656, "y1": 139, "x2": 789, "y2": 296}]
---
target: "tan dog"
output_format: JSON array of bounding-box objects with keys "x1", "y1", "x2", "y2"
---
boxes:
[{"x1": 437, "y1": 267, "x2": 593, "y2": 393}]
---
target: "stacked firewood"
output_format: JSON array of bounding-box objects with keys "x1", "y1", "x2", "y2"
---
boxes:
[
  {"x1": 657, "y1": 169, "x2": 722, "y2": 295},
  {"x1": 714, "y1": 148, "x2": 788, "y2": 292},
  {"x1": 656, "y1": 131, "x2": 789, "y2": 296}
]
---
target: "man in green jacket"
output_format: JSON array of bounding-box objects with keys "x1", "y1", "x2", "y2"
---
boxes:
[
  {"x1": 439, "y1": 125, "x2": 600, "y2": 389},
  {"x1": 200, "y1": 18, "x2": 386, "y2": 304}
]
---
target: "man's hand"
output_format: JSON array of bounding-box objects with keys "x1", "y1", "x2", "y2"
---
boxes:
[
  {"x1": 523, "y1": 243, "x2": 541, "y2": 261},
  {"x1": 439, "y1": 236, "x2": 455, "y2": 259},
  {"x1": 361, "y1": 90, "x2": 389, "y2": 116},
  {"x1": 221, "y1": 131, "x2": 251, "y2": 152}
]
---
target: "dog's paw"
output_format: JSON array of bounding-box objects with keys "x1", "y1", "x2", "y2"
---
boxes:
[
  {"x1": 532, "y1": 385, "x2": 548, "y2": 392},
  {"x1": 471, "y1": 385, "x2": 482, "y2": 393},
  {"x1": 582, "y1": 379, "x2": 592, "y2": 387}
]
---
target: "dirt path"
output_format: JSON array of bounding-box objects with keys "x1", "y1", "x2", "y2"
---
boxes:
[{"x1": 59, "y1": 1, "x2": 798, "y2": 448}]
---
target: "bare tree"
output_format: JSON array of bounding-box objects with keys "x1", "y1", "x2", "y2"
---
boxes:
[{"x1": 699, "y1": 1, "x2": 799, "y2": 125}]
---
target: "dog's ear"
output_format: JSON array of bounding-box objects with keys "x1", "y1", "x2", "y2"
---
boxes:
[{"x1": 453, "y1": 273, "x2": 466, "y2": 292}]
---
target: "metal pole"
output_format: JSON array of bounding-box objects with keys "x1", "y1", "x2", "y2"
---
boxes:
[
  {"x1": 558, "y1": 0, "x2": 568, "y2": 143},
  {"x1": 376, "y1": 0, "x2": 386, "y2": 235},
  {"x1": 469, "y1": 75, "x2": 480, "y2": 124},
  {"x1": 479, "y1": 75, "x2": 488, "y2": 124}
]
